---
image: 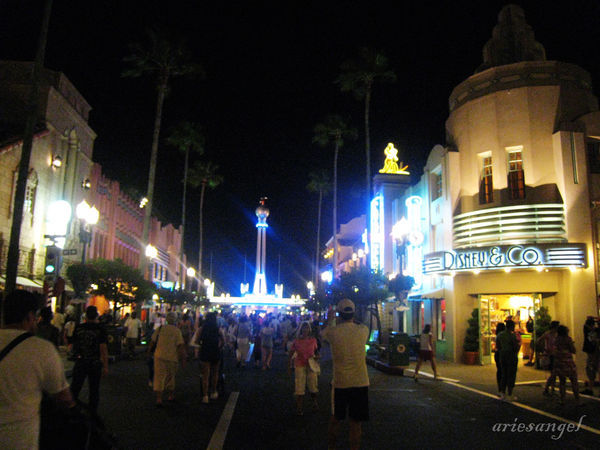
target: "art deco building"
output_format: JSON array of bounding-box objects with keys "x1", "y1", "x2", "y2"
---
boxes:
[{"x1": 396, "y1": 5, "x2": 599, "y2": 368}]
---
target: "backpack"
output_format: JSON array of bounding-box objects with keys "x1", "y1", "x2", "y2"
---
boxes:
[{"x1": 72, "y1": 324, "x2": 102, "y2": 360}]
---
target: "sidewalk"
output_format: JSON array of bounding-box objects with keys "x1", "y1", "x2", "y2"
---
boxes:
[{"x1": 370, "y1": 356, "x2": 553, "y2": 395}]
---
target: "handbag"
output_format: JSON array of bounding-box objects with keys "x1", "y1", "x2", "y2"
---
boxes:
[
  {"x1": 148, "y1": 326, "x2": 162, "y2": 355},
  {"x1": 308, "y1": 356, "x2": 321, "y2": 375}
]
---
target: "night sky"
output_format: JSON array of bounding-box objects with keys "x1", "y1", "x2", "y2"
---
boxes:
[{"x1": 1, "y1": 1, "x2": 599, "y2": 295}]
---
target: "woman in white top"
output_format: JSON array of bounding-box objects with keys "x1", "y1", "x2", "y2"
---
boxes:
[{"x1": 414, "y1": 324, "x2": 438, "y2": 381}]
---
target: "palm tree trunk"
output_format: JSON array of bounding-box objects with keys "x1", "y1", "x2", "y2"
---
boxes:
[
  {"x1": 333, "y1": 143, "x2": 339, "y2": 279},
  {"x1": 139, "y1": 76, "x2": 168, "y2": 273},
  {"x1": 315, "y1": 189, "x2": 323, "y2": 290},
  {"x1": 4, "y1": 0, "x2": 52, "y2": 302},
  {"x1": 180, "y1": 146, "x2": 189, "y2": 289},
  {"x1": 198, "y1": 181, "x2": 206, "y2": 280},
  {"x1": 315, "y1": 189, "x2": 323, "y2": 289},
  {"x1": 364, "y1": 85, "x2": 372, "y2": 271}
]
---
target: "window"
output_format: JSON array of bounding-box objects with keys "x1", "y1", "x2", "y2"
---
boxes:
[
  {"x1": 587, "y1": 141, "x2": 600, "y2": 174},
  {"x1": 431, "y1": 170, "x2": 442, "y2": 201},
  {"x1": 10, "y1": 170, "x2": 38, "y2": 220},
  {"x1": 479, "y1": 155, "x2": 493, "y2": 204},
  {"x1": 437, "y1": 299, "x2": 446, "y2": 340},
  {"x1": 507, "y1": 148, "x2": 525, "y2": 199}
]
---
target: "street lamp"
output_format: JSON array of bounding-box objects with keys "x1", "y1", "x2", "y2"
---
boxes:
[
  {"x1": 76, "y1": 200, "x2": 99, "y2": 263},
  {"x1": 145, "y1": 244, "x2": 158, "y2": 282},
  {"x1": 391, "y1": 217, "x2": 410, "y2": 276},
  {"x1": 186, "y1": 267, "x2": 195, "y2": 291},
  {"x1": 307, "y1": 281, "x2": 315, "y2": 296},
  {"x1": 145, "y1": 244, "x2": 158, "y2": 259}
]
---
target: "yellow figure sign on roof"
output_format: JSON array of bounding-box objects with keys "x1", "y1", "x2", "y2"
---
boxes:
[{"x1": 379, "y1": 143, "x2": 409, "y2": 175}]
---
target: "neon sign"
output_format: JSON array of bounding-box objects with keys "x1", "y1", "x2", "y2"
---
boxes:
[
  {"x1": 405, "y1": 196, "x2": 423, "y2": 288},
  {"x1": 370, "y1": 195, "x2": 384, "y2": 271},
  {"x1": 423, "y1": 243, "x2": 587, "y2": 274},
  {"x1": 378, "y1": 143, "x2": 409, "y2": 175}
]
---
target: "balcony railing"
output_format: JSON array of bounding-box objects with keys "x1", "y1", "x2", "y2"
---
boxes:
[{"x1": 453, "y1": 204, "x2": 566, "y2": 248}]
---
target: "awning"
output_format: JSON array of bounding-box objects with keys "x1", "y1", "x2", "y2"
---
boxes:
[
  {"x1": 0, "y1": 276, "x2": 44, "y2": 290},
  {"x1": 408, "y1": 288, "x2": 446, "y2": 301}
]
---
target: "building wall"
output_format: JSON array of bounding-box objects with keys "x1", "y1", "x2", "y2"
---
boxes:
[
  {"x1": 0, "y1": 62, "x2": 95, "y2": 281},
  {"x1": 0, "y1": 61, "x2": 183, "y2": 293},
  {"x1": 86, "y1": 162, "x2": 184, "y2": 287},
  {"x1": 441, "y1": 62, "x2": 598, "y2": 370}
]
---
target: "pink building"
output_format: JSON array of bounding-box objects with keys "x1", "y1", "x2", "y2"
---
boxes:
[{"x1": 87, "y1": 163, "x2": 184, "y2": 287}]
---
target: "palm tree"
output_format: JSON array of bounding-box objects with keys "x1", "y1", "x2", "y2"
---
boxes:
[
  {"x1": 313, "y1": 115, "x2": 357, "y2": 280},
  {"x1": 306, "y1": 169, "x2": 331, "y2": 289},
  {"x1": 122, "y1": 29, "x2": 204, "y2": 272},
  {"x1": 166, "y1": 122, "x2": 205, "y2": 289},
  {"x1": 336, "y1": 47, "x2": 396, "y2": 268},
  {"x1": 188, "y1": 161, "x2": 223, "y2": 282}
]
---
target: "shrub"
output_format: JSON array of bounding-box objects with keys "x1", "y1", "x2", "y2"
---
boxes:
[{"x1": 463, "y1": 308, "x2": 479, "y2": 352}]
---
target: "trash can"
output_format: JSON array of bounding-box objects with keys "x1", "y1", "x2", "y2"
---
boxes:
[
  {"x1": 388, "y1": 332, "x2": 410, "y2": 366},
  {"x1": 105, "y1": 325, "x2": 122, "y2": 357}
]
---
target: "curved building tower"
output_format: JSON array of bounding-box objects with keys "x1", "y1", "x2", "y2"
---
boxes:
[{"x1": 441, "y1": 5, "x2": 599, "y2": 365}]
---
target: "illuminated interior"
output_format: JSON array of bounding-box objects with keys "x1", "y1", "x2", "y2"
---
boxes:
[{"x1": 478, "y1": 293, "x2": 550, "y2": 364}]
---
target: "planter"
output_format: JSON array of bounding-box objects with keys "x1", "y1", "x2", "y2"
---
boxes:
[{"x1": 463, "y1": 351, "x2": 479, "y2": 365}]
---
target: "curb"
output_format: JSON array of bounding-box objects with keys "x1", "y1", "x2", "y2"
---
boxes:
[{"x1": 366, "y1": 356, "x2": 406, "y2": 376}]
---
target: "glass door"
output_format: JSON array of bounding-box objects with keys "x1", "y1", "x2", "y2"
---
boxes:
[{"x1": 479, "y1": 296, "x2": 492, "y2": 365}]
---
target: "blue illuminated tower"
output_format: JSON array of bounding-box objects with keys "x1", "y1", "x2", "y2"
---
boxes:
[{"x1": 253, "y1": 197, "x2": 269, "y2": 295}]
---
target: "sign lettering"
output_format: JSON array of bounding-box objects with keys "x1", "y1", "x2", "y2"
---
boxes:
[{"x1": 423, "y1": 243, "x2": 586, "y2": 274}]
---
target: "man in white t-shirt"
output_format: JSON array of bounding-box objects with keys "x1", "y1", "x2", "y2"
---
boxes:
[
  {"x1": 0, "y1": 290, "x2": 74, "y2": 449},
  {"x1": 124, "y1": 311, "x2": 142, "y2": 358},
  {"x1": 321, "y1": 298, "x2": 370, "y2": 450}
]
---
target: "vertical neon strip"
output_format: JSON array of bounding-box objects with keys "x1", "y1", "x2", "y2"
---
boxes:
[
  {"x1": 370, "y1": 195, "x2": 384, "y2": 271},
  {"x1": 405, "y1": 196, "x2": 423, "y2": 288}
]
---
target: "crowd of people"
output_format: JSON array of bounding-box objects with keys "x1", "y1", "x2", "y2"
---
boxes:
[
  {"x1": 491, "y1": 315, "x2": 600, "y2": 405},
  {"x1": 4, "y1": 286, "x2": 598, "y2": 449}
]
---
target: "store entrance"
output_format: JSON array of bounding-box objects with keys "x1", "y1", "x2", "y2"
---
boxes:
[{"x1": 478, "y1": 293, "x2": 541, "y2": 365}]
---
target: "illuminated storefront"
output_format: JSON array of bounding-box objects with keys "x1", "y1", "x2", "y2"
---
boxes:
[{"x1": 381, "y1": 7, "x2": 600, "y2": 369}]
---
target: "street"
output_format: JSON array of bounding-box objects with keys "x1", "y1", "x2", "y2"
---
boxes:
[{"x1": 77, "y1": 346, "x2": 600, "y2": 449}]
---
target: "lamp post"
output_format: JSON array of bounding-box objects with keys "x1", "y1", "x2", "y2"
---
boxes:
[
  {"x1": 145, "y1": 244, "x2": 158, "y2": 283},
  {"x1": 186, "y1": 266, "x2": 195, "y2": 292},
  {"x1": 391, "y1": 217, "x2": 410, "y2": 276},
  {"x1": 76, "y1": 200, "x2": 99, "y2": 264},
  {"x1": 307, "y1": 281, "x2": 315, "y2": 297}
]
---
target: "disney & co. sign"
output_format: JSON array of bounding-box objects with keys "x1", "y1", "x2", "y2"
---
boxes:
[{"x1": 423, "y1": 243, "x2": 587, "y2": 274}]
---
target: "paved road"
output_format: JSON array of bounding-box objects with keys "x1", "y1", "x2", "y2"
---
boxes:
[{"x1": 78, "y1": 346, "x2": 599, "y2": 449}]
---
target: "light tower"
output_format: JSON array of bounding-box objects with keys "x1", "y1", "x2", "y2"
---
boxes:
[{"x1": 253, "y1": 197, "x2": 269, "y2": 295}]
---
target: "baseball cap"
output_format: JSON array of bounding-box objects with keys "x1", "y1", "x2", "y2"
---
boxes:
[{"x1": 337, "y1": 298, "x2": 355, "y2": 314}]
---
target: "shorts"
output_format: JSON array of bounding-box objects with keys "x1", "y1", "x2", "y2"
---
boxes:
[
  {"x1": 419, "y1": 350, "x2": 433, "y2": 361},
  {"x1": 294, "y1": 365, "x2": 318, "y2": 395},
  {"x1": 331, "y1": 386, "x2": 369, "y2": 422}
]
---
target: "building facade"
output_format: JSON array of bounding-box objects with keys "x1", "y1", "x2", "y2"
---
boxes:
[
  {"x1": 0, "y1": 61, "x2": 184, "y2": 296},
  {"x1": 395, "y1": 6, "x2": 599, "y2": 370},
  {"x1": 0, "y1": 61, "x2": 96, "y2": 288}
]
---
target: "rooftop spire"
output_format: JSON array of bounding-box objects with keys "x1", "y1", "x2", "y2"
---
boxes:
[{"x1": 476, "y1": 4, "x2": 546, "y2": 73}]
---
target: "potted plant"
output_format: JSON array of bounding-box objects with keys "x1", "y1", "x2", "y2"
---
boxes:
[
  {"x1": 463, "y1": 308, "x2": 479, "y2": 365},
  {"x1": 532, "y1": 306, "x2": 552, "y2": 370}
]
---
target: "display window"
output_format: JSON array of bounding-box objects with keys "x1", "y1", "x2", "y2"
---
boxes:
[{"x1": 479, "y1": 293, "x2": 542, "y2": 364}]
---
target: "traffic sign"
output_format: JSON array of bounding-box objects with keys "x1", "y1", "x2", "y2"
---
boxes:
[{"x1": 62, "y1": 249, "x2": 78, "y2": 256}]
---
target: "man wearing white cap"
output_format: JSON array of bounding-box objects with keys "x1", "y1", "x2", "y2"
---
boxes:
[{"x1": 321, "y1": 298, "x2": 369, "y2": 450}]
